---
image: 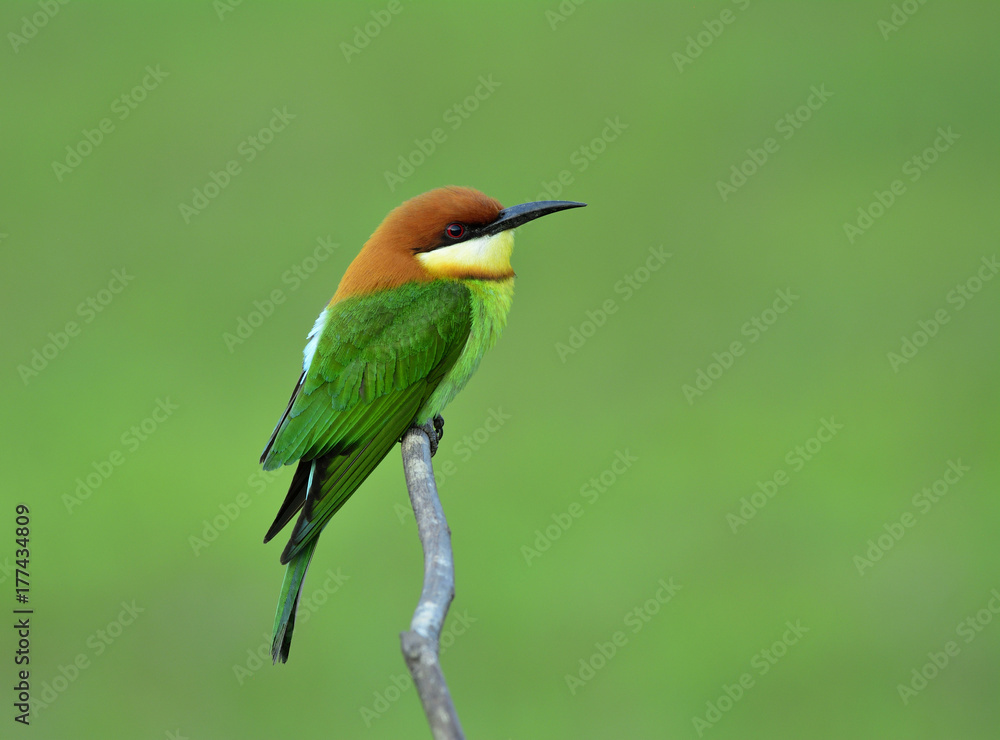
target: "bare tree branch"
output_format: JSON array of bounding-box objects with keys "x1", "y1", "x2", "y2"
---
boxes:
[{"x1": 400, "y1": 424, "x2": 466, "y2": 740}]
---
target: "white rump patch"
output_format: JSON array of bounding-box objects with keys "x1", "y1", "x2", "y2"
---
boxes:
[{"x1": 302, "y1": 308, "x2": 328, "y2": 373}]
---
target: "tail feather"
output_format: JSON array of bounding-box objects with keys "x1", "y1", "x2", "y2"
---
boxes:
[{"x1": 271, "y1": 536, "x2": 318, "y2": 663}]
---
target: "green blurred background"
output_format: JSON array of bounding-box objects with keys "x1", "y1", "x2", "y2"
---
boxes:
[{"x1": 3, "y1": 2, "x2": 998, "y2": 738}]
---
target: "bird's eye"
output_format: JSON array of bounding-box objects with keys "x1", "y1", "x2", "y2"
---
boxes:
[{"x1": 445, "y1": 223, "x2": 465, "y2": 239}]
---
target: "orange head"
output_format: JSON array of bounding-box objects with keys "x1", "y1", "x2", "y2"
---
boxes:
[{"x1": 331, "y1": 186, "x2": 585, "y2": 303}]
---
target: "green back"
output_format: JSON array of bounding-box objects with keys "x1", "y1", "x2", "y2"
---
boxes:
[{"x1": 261, "y1": 280, "x2": 473, "y2": 561}]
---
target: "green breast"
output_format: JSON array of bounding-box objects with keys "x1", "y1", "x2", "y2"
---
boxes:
[{"x1": 419, "y1": 277, "x2": 514, "y2": 421}]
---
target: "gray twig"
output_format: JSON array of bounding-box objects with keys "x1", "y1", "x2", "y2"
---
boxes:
[{"x1": 400, "y1": 425, "x2": 465, "y2": 740}]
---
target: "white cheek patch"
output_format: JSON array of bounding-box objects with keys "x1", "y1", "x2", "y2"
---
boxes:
[
  {"x1": 416, "y1": 231, "x2": 514, "y2": 276},
  {"x1": 302, "y1": 308, "x2": 328, "y2": 373}
]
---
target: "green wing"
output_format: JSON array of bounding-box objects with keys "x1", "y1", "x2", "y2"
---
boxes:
[{"x1": 261, "y1": 280, "x2": 472, "y2": 563}]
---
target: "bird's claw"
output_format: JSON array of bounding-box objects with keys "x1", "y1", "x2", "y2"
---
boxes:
[{"x1": 412, "y1": 415, "x2": 445, "y2": 457}]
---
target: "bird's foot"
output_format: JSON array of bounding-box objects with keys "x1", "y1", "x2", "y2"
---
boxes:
[{"x1": 412, "y1": 415, "x2": 445, "y2": 457}]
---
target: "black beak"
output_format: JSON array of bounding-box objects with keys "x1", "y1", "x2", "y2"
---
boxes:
[{"x1": 484, "y1": 200, "x2": 587, "y2": 236}]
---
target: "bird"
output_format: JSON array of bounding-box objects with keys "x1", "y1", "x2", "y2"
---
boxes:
[{"x1": 260, "y1": 186, "x2": 585, "y2": 662}]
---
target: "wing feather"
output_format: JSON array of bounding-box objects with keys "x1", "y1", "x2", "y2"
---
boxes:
[{"x1": 260, "y1": 280, "x2": 472, "y2": 560}]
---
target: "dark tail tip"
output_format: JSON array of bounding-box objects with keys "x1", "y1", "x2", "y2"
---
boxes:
[
  {"x1": 272, "y1": 620, "x2": 293, "y2": 664},
  {"x1": 278, "y1": 539, "x2": 296, "y2": 565}
]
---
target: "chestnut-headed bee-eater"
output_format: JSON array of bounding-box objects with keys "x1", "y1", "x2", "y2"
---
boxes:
[{"x1": 260, "y1": 186, "x2": 585, "y2": 662}]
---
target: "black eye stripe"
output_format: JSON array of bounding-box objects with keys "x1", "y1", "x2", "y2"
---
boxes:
[{"x1": 413, "y1": 221, "x2": 491, "y2": 253}]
